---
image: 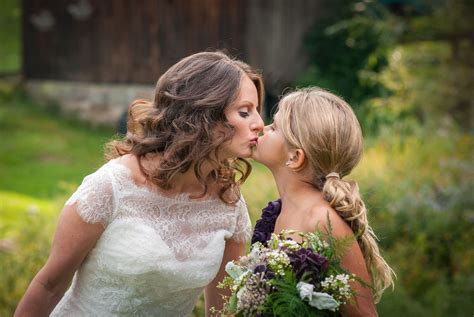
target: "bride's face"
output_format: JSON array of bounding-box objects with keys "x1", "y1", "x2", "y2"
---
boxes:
[
  {"x1": 220, "y1": 74, "x2": 264, "y2": 159},
  {"x1": 251, "y1": 111, "x2": 290, "y2": 168}
]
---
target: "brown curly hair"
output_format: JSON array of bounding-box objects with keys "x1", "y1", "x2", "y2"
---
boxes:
[{"x1": 106, "y1": 51, "x2": 264, "y2": 204}]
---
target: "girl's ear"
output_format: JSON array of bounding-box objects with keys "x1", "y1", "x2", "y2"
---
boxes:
[{"x1": 286, "y1": 148, "x2": 306, "y2": 171}]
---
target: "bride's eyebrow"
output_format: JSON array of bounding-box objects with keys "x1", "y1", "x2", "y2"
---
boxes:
[{"x1": 239, "y1": 101, "x2": 255, "y2": 108}]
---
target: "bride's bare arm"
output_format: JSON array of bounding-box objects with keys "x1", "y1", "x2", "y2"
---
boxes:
[
  {"x1": 14, "y1": 204, "x2": 104, "y2": 317},
  {"x1": 204, "y1": 238, "x2": 245, "y2": 317}
]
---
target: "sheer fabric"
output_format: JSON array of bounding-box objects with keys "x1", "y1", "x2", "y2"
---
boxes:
[{"x1": 50, "y1": 159, "x2": 251, "y2": 316}]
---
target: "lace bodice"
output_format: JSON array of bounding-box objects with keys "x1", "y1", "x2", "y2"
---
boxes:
[{"x1": 50, "y1": 159, "x2": 252, "y2": 316}]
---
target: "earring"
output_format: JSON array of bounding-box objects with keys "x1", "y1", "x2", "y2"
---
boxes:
[{"x1": 285, "y1": 161, "x2": 291, "y2": 166}]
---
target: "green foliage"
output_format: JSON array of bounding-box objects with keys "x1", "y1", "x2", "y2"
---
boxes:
[
  {"x1": 0, "y1": 0, "x2": 20, "y2": 73},
  {"x1": 0, "y1": 191, "x2": 58, "y2": 316},
  {"x1": 297, "y1": 0, "x2": 395, "y2": 106},
  {"x1": 265, "y1": 272, "x2": 326, "y2": 317},
  {"x1": 260, "y1": 271, "x2": 337, "y2": 317},
  {"x1": 353, "y1": 127, "x2": 474, "y2": 316},
  {"x1": 298, "y1": 0, "x2": 474, "y2": 133},
  {"x1": 364, "y1": 40, "x2": 473, "y2": 132}
]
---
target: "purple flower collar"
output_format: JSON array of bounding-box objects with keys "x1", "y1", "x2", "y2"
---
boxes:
[{"x1": 251, "y1": 199, "x2": 282, "y2": 245}]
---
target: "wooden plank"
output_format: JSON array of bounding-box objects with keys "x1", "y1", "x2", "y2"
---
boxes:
[{"x1": 22, "y1": 0, "x2": 246, "y2": 83}]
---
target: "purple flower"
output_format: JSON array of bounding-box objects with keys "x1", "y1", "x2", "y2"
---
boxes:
[
  {"x1": 254, "y1": 265, "x2": 267, "y2": 274},
  {"x1": 288, "y1": 248, "x2": 329, "y2": 284},
  {"x1": 252, "y1": 231, "x2": 272, "y2": 246},
  {"x1": 254, "y1": 264, "x2": 275, "y2": 280},
  {"x1": 251, "y1": 199, "x2": 282, "y2": 246}
]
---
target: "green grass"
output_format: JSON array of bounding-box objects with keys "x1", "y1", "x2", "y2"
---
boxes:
[
  {"x1": 0, "y1": 191, "x2": 59, "y2": 316},
  {"x1": 0, "y1": 88, "x2": 114, "y2": 198}
]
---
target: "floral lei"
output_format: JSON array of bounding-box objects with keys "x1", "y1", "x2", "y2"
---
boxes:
[{"x1": 251, "y1": 199, "x2": 282, "y2": 246}]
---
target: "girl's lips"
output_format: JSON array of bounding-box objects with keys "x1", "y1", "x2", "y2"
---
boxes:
[{"x1": 250, "y1": 138, "x2": 258, "y2": 146}]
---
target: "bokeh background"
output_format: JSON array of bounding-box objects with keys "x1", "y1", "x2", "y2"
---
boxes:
[{"x1": 1, "y1": 0, "x2": 473, "y2": 316}]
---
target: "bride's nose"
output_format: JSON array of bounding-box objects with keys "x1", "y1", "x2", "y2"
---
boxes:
[
  {"x1": 250, "y1": 114, "x2": 264, "y2": 133},
  {"x1": 263, "y1": 124, "x2": 272, "y2": 133}
]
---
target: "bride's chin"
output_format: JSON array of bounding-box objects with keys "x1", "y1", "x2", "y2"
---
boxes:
[{"x1": 250, "y1": 153, "x2": 263, "y2": 163}]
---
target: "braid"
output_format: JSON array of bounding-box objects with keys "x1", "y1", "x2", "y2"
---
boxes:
[
  {"x1": 276, "y1": 87, "x2": 395, "y2": 302},
  {"x1": 322, "y1": 178, "x2": 395, "y2": 302}
]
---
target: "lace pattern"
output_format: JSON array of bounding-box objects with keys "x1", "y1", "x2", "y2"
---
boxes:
[{"x1": 53, "y1": 159, "x2": 253, "y2": 316}]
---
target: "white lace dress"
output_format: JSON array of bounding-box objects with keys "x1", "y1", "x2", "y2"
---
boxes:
[{"x1": 50, "y1": 159, "x2": 252, "y2": 317}]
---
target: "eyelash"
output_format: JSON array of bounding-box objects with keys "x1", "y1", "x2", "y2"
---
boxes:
[{"x1": 239, "y1": 111, "x2": 249, "y2": 118}]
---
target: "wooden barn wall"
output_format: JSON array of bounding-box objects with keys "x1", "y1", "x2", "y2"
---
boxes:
[
  {"x1": 22, "y1": 0, "x2": 246, "y2": 83},
  {"x1": 245, "y1": 0, "x2": 324, "y2": 95},
  {"x1": 22, "y1": 0, "x2": 323, "y2": 89}
]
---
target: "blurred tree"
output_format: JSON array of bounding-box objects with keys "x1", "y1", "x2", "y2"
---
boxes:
[
  {"x1": 394, "y1": 0, "x2": 474, "y2": 131},
  {"x1": 0, "y1": 0, "x2": 21, "y2": 74},
  {"x1": 297, "y1": 0, "x2": 396, "y2": 104},
  {"x1": 298, "y1": 0, "x2": 474, "y2": 133}
]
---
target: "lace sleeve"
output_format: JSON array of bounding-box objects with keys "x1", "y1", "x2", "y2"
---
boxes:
[
  {"x1": 65, "y1": 165, "x2": 115, "y2": 226},
  {"x1": 230, "y1": 197, "x2": 252, "y2": 242}
]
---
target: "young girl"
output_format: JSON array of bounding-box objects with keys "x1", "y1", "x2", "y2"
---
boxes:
[
  {"x1": 15, "y1": 51, "x2": 264, "y2": 317},
  {"x1": 251, "y1": 87, "x2": 394, "y2": 316}
]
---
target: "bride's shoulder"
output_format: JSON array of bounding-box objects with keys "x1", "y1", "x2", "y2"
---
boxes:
[{"x1": 114, "y1": 154, "x2": 147, "y2": 185}]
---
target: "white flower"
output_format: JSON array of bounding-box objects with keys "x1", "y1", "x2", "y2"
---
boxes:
[
  {"x1": 266, "y1": 250, "x2": 290, "y2": 275},
  {"x1": 225, "y1": 261, "x2": 244, "y2": 279},
  {"x1": 278, "y1": 239, "x2": 300, "y2": 251},
  {"x1": 308, "y1": 292, "x2": 339, "y2": 311},
  {"x1": 296, "y1": 281, "x2": 315, "y2": 301}
]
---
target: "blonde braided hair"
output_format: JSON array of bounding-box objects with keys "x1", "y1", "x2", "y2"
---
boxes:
[{"x1": 277, "y1": 87, "x2": 394, "y2": 302}]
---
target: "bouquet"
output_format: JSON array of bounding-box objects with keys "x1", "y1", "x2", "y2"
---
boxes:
[{"x1": 218, "y1": 226, "x2": 357, "y2": 317}]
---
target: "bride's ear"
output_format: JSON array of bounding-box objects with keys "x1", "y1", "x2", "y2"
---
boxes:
[{"x1": 285, "y1": 149, "x2": 306, "y2": 171}]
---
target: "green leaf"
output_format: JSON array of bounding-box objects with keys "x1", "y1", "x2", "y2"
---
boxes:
[{"x1": 227, "y1": 294, "x2": 238, "y2": 314}]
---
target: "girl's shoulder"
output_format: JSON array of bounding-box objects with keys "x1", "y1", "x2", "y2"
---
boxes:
[{"x1": 306, "y1": 203, "x2": 353, "y2": 238}]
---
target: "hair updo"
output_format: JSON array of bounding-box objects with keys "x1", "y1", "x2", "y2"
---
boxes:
[
  {"x1": 106, "y1": 51, "x2": 264, "y2": 204},
  {"x1": 277, "y1": 87, "x2": 394, "y2": 302}
]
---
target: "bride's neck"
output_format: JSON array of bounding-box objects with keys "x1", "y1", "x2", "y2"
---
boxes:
[{"x1": 140, "y1": 153, "x2": 216, "y2": 195}]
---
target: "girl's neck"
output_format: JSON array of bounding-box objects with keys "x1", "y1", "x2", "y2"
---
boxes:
[{"x1": 271, "y1": 168, "x2": 321, "y2": 213}]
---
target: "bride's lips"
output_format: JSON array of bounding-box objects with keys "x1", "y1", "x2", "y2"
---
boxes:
[{"x1": 250, "y1": 137, "x2": 258, "y2": 146}]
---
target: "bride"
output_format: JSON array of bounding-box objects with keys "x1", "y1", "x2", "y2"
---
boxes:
[{"x1": 15, "y1": 51, "x2": 264, "y2": 316}]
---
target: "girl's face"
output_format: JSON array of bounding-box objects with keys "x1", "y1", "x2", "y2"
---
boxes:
[
  {"x1": 221, "y1": 74, "x2": 264, "y2": 159},
  {"x1": 251, "y1": 110, "x2": 290, "y2": 168}
]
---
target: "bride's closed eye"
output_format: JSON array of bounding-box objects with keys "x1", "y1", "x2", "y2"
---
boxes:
[{"x1": 239, "y1": 111, "x2": 249, "y2": 118}]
